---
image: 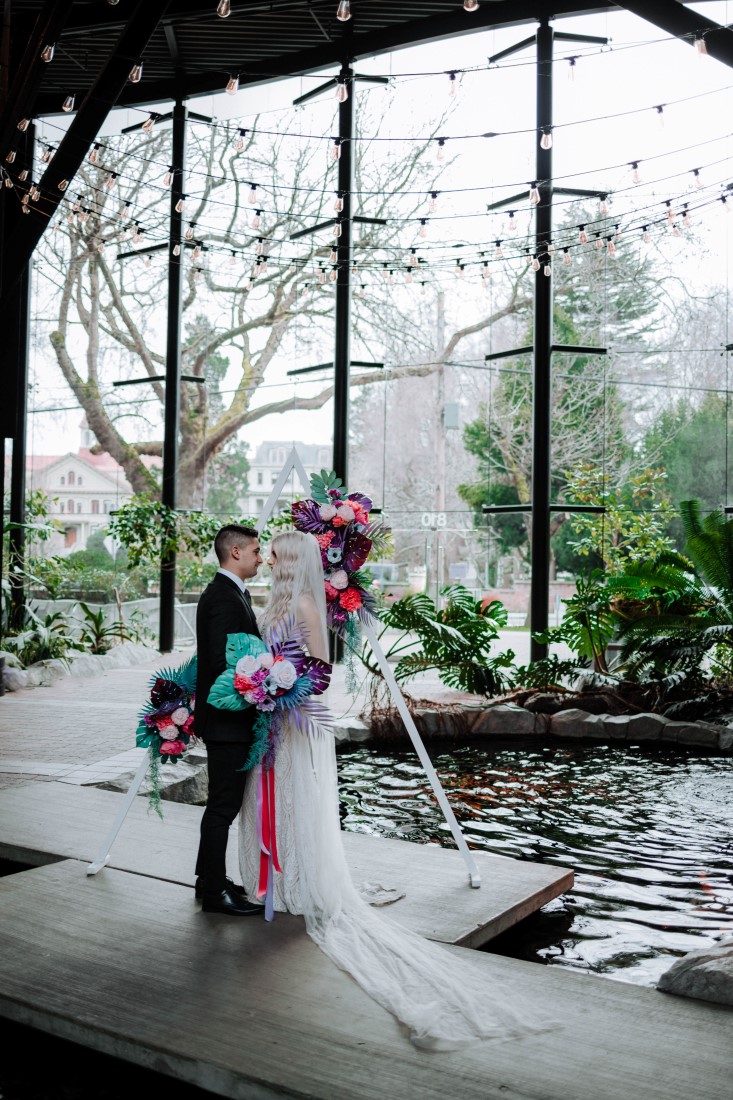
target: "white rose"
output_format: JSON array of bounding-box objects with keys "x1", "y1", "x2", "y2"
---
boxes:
[
  {"x1": 319, "y1": 504, "x2": 337, "y2": 521},
  {"x1": 258, "y1": 652, "x2": 275, "y2": 669},
  {"x1": 171, "y1": 706, "x2": 190, "y2": 726},
  {"x1": 336, "y1": 504, "x2": 355, "y2": 522},
  {"x1": 235, "y1": 654, "x2": 260, "y2": 677},
  {"x1": 270, "y1": 660, "x2": 298, "y2": 690}
]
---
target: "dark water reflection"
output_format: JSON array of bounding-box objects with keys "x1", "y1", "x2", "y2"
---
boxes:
[{"x1": 337, "y1": 740, "x2": 733, "y2": 985}]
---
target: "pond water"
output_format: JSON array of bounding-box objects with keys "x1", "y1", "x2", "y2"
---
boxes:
[{"x1": 337, "y1": 741, "x2": 733, "y2": 985}]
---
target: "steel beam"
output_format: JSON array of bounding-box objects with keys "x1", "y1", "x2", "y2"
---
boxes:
[
  {"x1": 159, "y1": 98, "x2": 187, "y2": 654},
  {"x1": 1, "y1": 0, "x2": 171, "y2": 301},
  {"x1": 618, "y1": 1, "x2": 733, "y2": 70},
  {"x1": 332, "y1": 62, "x2": 353, "y2": 489}
]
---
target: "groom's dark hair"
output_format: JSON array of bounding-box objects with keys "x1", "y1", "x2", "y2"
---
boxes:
[{"x1": 214, "y1": 523, "x2": 259, "y2": 564}]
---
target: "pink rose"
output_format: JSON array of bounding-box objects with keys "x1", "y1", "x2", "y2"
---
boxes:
[
  {"x1": 330, "y1": 570, "x2": 348, "y2": 591},
  {"x1": 336, "y1": 504, "x2": 355, "y2": 523},
  {"x1": 319, "y1": 504, "x2": 337, "y2": 521},
  {"x1": 171, "y1": 706, "x2": 189, "y2": 726},
  {"x1": 233, "y1": 673, "x2": 254, "y2": 694},
  {"x1": 324, "y1": 581, "x2": 339, "y2": 601},
  {"x1": 160, "y1": 739, "x2": 185, "y2": 756},
  {"x1": 157, "y1": 721, "x2": 178, "y2": 739},
  {"x1": 182, "y1": 714, "x2": 195, "y2": 736}
]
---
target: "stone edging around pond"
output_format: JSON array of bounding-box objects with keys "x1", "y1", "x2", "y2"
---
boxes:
[
  {"x1": 1, "y1": 642, "x2": 160, "y2": 692},
  {"x1": 332, "y1": 703, "x2": 733, "y2": 753}
]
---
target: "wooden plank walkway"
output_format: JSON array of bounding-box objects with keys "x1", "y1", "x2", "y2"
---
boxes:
[
  {"x1": 0, "y1": 860, "x2": 730, "y2": 1100},
  {"x1": 0, "y1": 782, "x2": 572, "y2": 947}
]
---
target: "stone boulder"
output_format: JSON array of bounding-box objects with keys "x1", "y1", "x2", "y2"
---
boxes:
[
  {"x1": 624, "y1": 712, "x2": 668, "y2": 741},
  {"x1": 95, "y1": 755, "x2": 209, "y2": 805},
  {"x1": 471, "y1": 703, "x2": 548, "y2": 736},
  {"x1": 657, "y1": 940, "x2": 733, "y2": 1006},
  {"x1": 523, "y1": 693, "x2": 563, "y2": 715},
  {"x1": 549, "y1": 708, "x2": 606, "y2": 739}
]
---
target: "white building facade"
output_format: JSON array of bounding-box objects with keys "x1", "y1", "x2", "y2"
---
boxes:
[{"x1": 242, "y1": 441, "x2": 332, "y2": 517}]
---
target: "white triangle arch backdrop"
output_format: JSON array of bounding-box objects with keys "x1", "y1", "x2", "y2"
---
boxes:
[{"x1": 88, "y1": 447, "x2": 481, "y2": 888}]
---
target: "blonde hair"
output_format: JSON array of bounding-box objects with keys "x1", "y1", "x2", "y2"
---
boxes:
[{"x1": 260, "y1": 531, "x2": 328, "y2": 652}]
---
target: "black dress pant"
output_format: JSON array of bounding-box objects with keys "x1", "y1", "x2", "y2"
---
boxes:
[{"x1": 195, "y1": 740, "x2": 250, "y2": 894}]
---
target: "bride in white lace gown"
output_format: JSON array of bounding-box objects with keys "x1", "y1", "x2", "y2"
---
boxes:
[{"x1": 240, "y1": 530, "x2": 552, "y2": 1050}]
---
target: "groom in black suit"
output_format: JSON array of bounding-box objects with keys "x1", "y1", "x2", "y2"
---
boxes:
[{"x1": 195, "y1": 524, "x2": 263, "y2": 915}]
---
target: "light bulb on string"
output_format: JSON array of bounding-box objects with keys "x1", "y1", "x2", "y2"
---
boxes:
[
  {"x1": 105, "y1": 172, "x2": 117, "y2": 191},
  {"x1": 217, "y1": 0, "x2": 231, "y2": 16},
  {"x1": 336, "y1": 1, "x2": 351, "y2": 22},
  {"x1": 248, "y1": 183, "x2": 257, "y2": 204},
  {"x1": 89, "y1": 143, "x2": 101, "y2": 165},
  {"x1": 405, "y1": 269, "x2": 413, "y2": 284},
  {"x1": 388, "y1": 270, "x2": 395, "y2": 286},
  {"x1": 336, "y1": 80, "x2": 348, "y2": 103},
  {"x1": 173, "y1": 243, "x2": 181, "y2": 256},
  {"x1": 329, "y1": 268, "x2": 337, "y2": 282},
  {"x1": 429, "y1": 191, "x2": 438, "y2": 213},
  {"x1": 524, "y1": 249, "x2": 532, "y2": 265},
  {"x1": 334, "y1": 192, "x2": 344, "y2": 213},
  {"x1": 185, "y1": 222, "x2": 196, "y2": 240},
  {"x1": 58, "y1": 178, "x2": 69, "y2": 191},
  {"x1": 96, "y1": 240, "x2": 105, "y2": 253},
  {"x1": 163, "y1": 165, "x2": 174, "y2": 186},
  {"x1": 464, "y1": 0, "x2": 479, "y2": 11},
  {"x1": 67, "y1": 210, "x2": 75, "y2": 223},
  {"x1": 568, "y1": 56, "x2": 577, "y2": 80},
  {"x1": 331, "y1": 138, "x2": 341, "y2": 161},
  {"x1": 255, "y1": 238, "x2": 264, "y2": 256},
  {"x1": 563, "y1": 248, "x2": 571, "y2": 265},
  {"x1": 41, "y1": 43, "x2": 54, "y2": 63},
  {"x1": 175, "y1": 195, "x2": 186, "y2": 214},
  {"x1": 642, "y1": 225, "x2": 651, "y2": 244},
  {"x1": 132, "y1": 224, "x2": 143, "y2": 244},
  {"x1": 436, "y1": 138, "x2": 446, "y2": 162},
  {"x1": 531, "y1": 256, "x2": 540, "y2": 271},
  {"x1": 448, "y1": 72, "x2": 457, "y2": 97},
  {"x1": 410, "y1": 248, "x2": 419, "y2": 268},
  {"x1": 544, "y1": 263, "x2": 552, "y2": 277},
  {"x1": 507, "y1": 211, "x2": 517, "y2": 231},
  {"x1": 30, "y1": 184, "x2": 40, "y2": 202},
  {"x1": 613, "y1": 224, "x2": 620, "y2": 241},
  {"x1": 494, "y1": 240, "x2": 503, "y2": 260},
  {"x1": 21, "y1": 193, "x2": 29, "y2": 207},
  {"x1": 359, "y1": 284, "x2": 366, "y2": 298},
  {"x1": 18, "y1": 168, "x2": 28, "y2": 181},
  {"x1": 234, "y1": 128, "x2": 247, "y2": 152},
  {"x1": 225, "y1": 74, "x2": 239, "y2": 95},
  {"x1": 259, "y1": 258, "x2": 268, "y2": 275},
  {"x1": 71, "y1": 195, "x2": 81, "y2": 213},
  {"x1": 245, "y1": 277, "x2": 253, "y2": 291},
  {"x1": 695, "y1": 36, "x2": 708, "y2": 56},
  {"x1": 540, "y1": 128, "x2": 553, "y2": 150},
  {"x1": 482, "y1": 263, "x2": 490, "y2": 283},
  {"x1": 547, "y1": 242, "x2": 555, "y2": 255},
  {"x1": 41, "y1": 146, "x2": 52, "y2": 163},
  {"x1": 529, "y1": 182, "x2": 540, "y2": 205},
  {"x1": 666, "y1": 201, "x2": 674, "y2": 224},
  {"x1": 607, "y1": 237, "x2": 616, "y2": 257},
  {"x1": 3, "y1": 175, "x2": 12, "y2": 189},
  {"x1": 120, "y1": 200, "x2": 131, "y2": 220},
  {"x1": 250, "y1": 209, "x2": 261, "y2": 229},
  {"x1": 4, "y1": 149, "x2": 15, "y2": 163},
  {"x1": 128, "y1": 61, "x2": 142, "y2": 84},
  {"x1": 655, "y1": 104, "x2": 665, "y2": 127},
  {"x1": 595, "y1": 234, "x2": 603, "y2": 249},
  {"x1": 192, "y1": 242, "x2": 202, "y2": 260},
  {"x1": 630, "y1": 161, "x2": 641, "y2": 184},
  {"x1": 193, "y1": 267, "x2": 201, "y2": 281},
  {"x1": 419, "y1": 219, "x2": 428, "y2": 239},
  {"x1": 62, "y1": 93, "x2": 75, "y2": 112},
  {"x1": 599, "y1": 194, "x2": 609, "y2": 216},
  {"x1": 334, "y1": 220, "x2": 342, "y2": 238},
  {"x1": 329, "y1": 246, "x2": 337, "y2": 263},
  {"x1": 17, "y1": 118, "x2": 30, "y2": 132},
  {"x1": 683, "y1": 205, "x2": 691, "y2": 228},
  {"x1": 318, "y1": 269, "x2": 326, "y2": 286},
  {"x1": 692, "y1": 168, "x2": 703, "y2": 189},
  {"x1": 142, "y1": 113, "x2": 157, "y2": 133}
]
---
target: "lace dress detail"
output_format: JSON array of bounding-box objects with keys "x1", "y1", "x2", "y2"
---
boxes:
[{"x1": 239, "y1": 699, "x2": 555, "y2": 1050}]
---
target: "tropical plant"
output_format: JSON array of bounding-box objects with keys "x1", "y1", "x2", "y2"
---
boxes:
[
  {"x1": 535, "y1": 571, "x2": 617, "y2": 672},
  {"x1": 74, "y1": 602, "x2": 143, "y2": 655},
  {"x1": 360, "y1": 585, "x2": 515, "y2": 696},
  {"x1": 3, "y1": 607, "x2": 81, "y2": 667}
]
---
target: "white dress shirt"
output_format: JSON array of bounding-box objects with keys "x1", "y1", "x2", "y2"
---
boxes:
[{"x1": 217, "y1": 567, "x2": 246, "y2": 595}]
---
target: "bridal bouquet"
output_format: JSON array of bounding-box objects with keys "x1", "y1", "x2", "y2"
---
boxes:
[
  {"x1": 134, "y1": 655, "x2": 198, "y2": 814},
  {"x1": 207, "y1": 619, "x2": 332, "y2": 770},
  {"x1": 291, "y1": 469, "x2": 390, "y2": 637}
]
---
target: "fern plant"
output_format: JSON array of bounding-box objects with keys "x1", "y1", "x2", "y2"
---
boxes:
[{"x1": 360, "y1": 584, "x2": 515, "y2": 696}]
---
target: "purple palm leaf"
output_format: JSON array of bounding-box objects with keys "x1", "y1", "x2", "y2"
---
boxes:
[
  {"x1": 299, "y1": 656, "x2": 332, "y2": 695},
  {"x1": 292, "y1": 498, "x2": 328, "y2": 533},
  {"x1": 348, "y1": 492, "x2": 373, "y2": 512},
  {"x1": 289, "y1": 697, "x2": 333, "y2": 737},
  {"x1": 263, "y1": 616, "x2": 309, "y2": 662}
]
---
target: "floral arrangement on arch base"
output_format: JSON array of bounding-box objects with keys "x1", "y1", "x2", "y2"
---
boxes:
[
  {"x1": 135, "y1": 655, "x2": 198, "y2": 815},
  {"x1": 291, "y1": 470, "x2": 390, "y2": 640}
]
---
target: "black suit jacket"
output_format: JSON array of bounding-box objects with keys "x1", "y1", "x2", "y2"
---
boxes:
[{"x1": 196, "y1": 572, "x2": 261, "y2": 743}]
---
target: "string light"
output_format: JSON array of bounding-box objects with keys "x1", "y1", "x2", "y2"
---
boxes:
[
  {"x1": 494, "y1": 240, "x2": 503, "y2": 260},
  {"x1": 132, "y1": 224, "x2": 143, "y2": 244},
  {"x1": 175, "y1": 195, "x2": 186, "y2": 213},
  {"x1": 194, "y1": 267, "x2": 202, "y2": 281},
  {"x1": 192, "y1": 243, "x2": 202, "y2": 260},
  {"x1": 3, "y1": 176, "x2": 12, "y2": 189},
  {"x1": 6, "y1": 148, "x2": 16, "y2": 162},
  {"x1": 226, "y1": 74, "x2": 239, "y2": 95},
  {"x1": 419, "y1": 219, "x2": 428, "y2": 239},
  {"x1": 642, "y1": 225, "x2": 651, "y2": 243},
  {"x1": 410, "y1": 248, "x2": 419, "y2": 268},
  {"x1": 329, "y1": 246, "x2": 337, "y2": 263},
  {"x1": 250, "y1": 209, "x2": 261, "y2": 229},
  {"x1": 336, "y1": 1, "x2": 351, "y2": 21},
  {"x1": 334, "y1": 192, "x2": 344, "y2": 213},
  {"x1": 41, "y1": 43, "x2": 54, "y2": 63},
  {"x1": 18, "y1": 168, "x2": 28, "y2": 181},
  {"x1": 630, "y1": 161, "x2": 641, "y2": 184},
  {"x1": 142, "y1": 113, "x2": 157, "y2": 133},
  {"x1": 17, "y1": 118, "x2": 30, "y2": 132},
  {"x1": 128, "y1": 61, "x2": 143, "y2": 84},
  {"x1": 655, "y1": 104, "x2": 665, "y2": 127},
  {"x1": 217, "y1": 0, "x2": 231, "y2": 16},
  {"x1": 599, "y1": 194, "x2": 609, "y2": 216},
  {"x1": 692, "y1": 167, "x2": 703, "y2": 189},
  {"x1": 563, "y1": 248, "x2": 571, "y2": 265},
  {"x1": 577, "y1": 225, "x2": 588, "y2": 244},
  {"x1": 683, "y1": 205, "x2": 691, "y2": 228},
  {"x1": 464, "y1": 0, "x2": 479, "y2": 10},
  {"x1": 255, "y1": 238, "x2": 264, "y2": 256},
  {"x1": 695, "y1": 36, "x2": 708, "y2": 56},
  {"x1": 248, "y1": 183, "x2": 257, "y2": 204},
  {"x1": 163, "y1": 166, "x2": 174, "y2": 186},
  {"x1": 544, "y1": 263, "x2": 552, "y2": 277},
  {"x1": 666, "y1": 200, "x2": 674, "y2": 223},
  {"x1": 336, "y1": 80, "x2": 348, "y2": 103},
  {"x1": 57, "y1": 178, "x2": 69, "y2": 191},
  {"x1": 429, "y1": 191, "x2": 439, "y2": 213},
  {"x1": 89, "y1": 143, "x2": 101, "y2": 164},
  {"x1": 607, "y1": 237, "x2": 616, "y2": 256},
  {"x1": 595, "y1": 233, "x2": 604, "y2": 249},
  {"x1": 234, "y1": 128, "x2": 247, "y2": 153},
  {"x1": 62, "y1": 94, "x2": 75, "y2": 113},
  {"x1": 120, "y1": 200, "x2": 132, "y2": 220},
  {"x1": 529, "y1": 182, "x2": 540, "y2": 205},
  {"x1": 71, "y1": 194, "x2": 81, "y2": 213},
  {"x1": 185, "y1": 222, "x2": 196, "y2": 240},
  {"x1": 436, "y1": 138, "x2": 446, "y2": 162},
  {"x1": 41, "y1": 145, "x2": 52, "y2": 163},
  {"x1": 334, "y1": 220, "x2": 342, "y2": 238},
  {"x1": 405, "y1": 268, "x2": 413, "y2": 284},
  {"x1": 540, "y1": 128, "x2": 553, "y2": 150},
  {"x1": 145, "y1": 255, "x2": 152, "y2": 269},
  {"x1": 331, "y1": 138, "x2": 341, "y2": 161},
  {"x1": 672, "y1": 222, "x2": 681, "y2": 237},
  {"x1": 532, "y1": 256, "x2": 540, "y2": 271},
  {"x1": 568, "y1": 57, "x2": 577, "y2": 80},
  {"x1": 30, "y1": 183, "x2": 40, "y2": 202},
  {"x1": 448, "y1": 72, "x2": 457, "y2": 97},
  {"x1": 173, "y1": 243, "x2": 181, "y2": 256},
  {"x1": 105, "y1": 172, "x2": 118, "y2": 191},
  {"x1": 329, "y1": 267, "x2": 337, "y2": 282}
]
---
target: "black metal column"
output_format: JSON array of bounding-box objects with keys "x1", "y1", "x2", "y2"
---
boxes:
[
  {"x1": 529, "y1": 17, "x2": 554, "y2": 663},
  {"x1": 7, "y1": 264, "x2": 31, "y2": 631},
  {"x1": 159, "y1": 98, "x2": 186, "y2": 652},
  {"x1": 332, "y1": 63, "x2": 353, "y2": 488}
]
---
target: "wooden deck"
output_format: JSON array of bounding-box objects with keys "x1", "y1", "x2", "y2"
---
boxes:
[
  {"x1": 0, "y1": 781, "x2": 572, "y2": 947},
  {"x1": 0, "y1": 859, "x2": 730, "y2": 1100}
]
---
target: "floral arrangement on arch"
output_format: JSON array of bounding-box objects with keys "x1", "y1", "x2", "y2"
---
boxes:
[
  {"x1": 135, "y1": 655, "x2": 197, "y2": 814},
  {"x1": 291, "y1": 470, "x2": 391, "y2": 636}
]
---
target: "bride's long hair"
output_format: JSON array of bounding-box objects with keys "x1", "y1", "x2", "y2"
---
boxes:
[{"x1": 259, "y1": 530, "x2": 328, "y2": 652}]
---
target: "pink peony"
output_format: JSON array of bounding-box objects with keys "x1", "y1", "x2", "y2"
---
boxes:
[
  {"x1": 351, "y1": 502, "x2": 369, "y2": 525},
  {"x1": 182, "y1": 714, "x2": 195, "y2": 737},
  {"x1": 316, "y1": 532, "x2": 334, "y2": 548},
  {"x1": 171, "y1": 706, "x2": 189, "y2": 726},
  {"x1": 324, "y1": 581, "x2": 339, "y2": 601},
  {"x1": 319, "y1": 503, "x2": 337, "y2": 521},
  {"x1": 336, "y1": 503, "x2": 355, "y2": 523},
  {"x1": 157, "y1": 720, "x2": 178, "y2": 739},
  {"x1": 340, "y1": 587, "x2": 363, "y2": 612},
  {"x1": 233, "y1": 673, "x2": 254, "y2": 694},
  {"x1": 160, "y1": 739, "x2": 185, "y2": 756},
  {"x1": 330, "y1": 570, "x2": 348, "y2": 590},
  {"x1": 257, "y1": 652, "x2": 275, "y2": 669}
]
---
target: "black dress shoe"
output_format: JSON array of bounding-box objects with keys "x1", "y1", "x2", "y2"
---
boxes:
[
  {"x1": 195, "y1": 876, "x2": 246, "y2": 900},
  {"x1": 201, "y1": 887, "x2": 263, "y2": 916}
]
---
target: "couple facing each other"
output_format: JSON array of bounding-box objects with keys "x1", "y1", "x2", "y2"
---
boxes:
[{"x1": 193, "y1": 523, "x2": 551, "y2": 1050}]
